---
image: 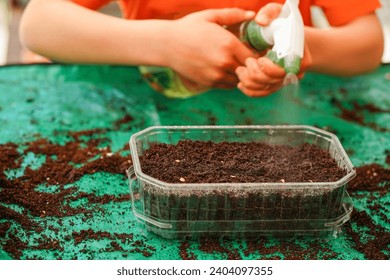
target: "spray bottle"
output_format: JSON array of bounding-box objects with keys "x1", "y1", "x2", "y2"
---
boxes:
[{"x1": 140, "y1": 0, "x2": 304, "y2": 98}]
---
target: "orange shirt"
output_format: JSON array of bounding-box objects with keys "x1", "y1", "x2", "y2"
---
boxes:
[{"x1": 72, "y1": 0, "x2": 380, "y2": 26}]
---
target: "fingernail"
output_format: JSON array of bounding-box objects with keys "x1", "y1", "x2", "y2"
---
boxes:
[
  {"x1": 257, "y1": 60, "x2": 265, "y2": 69},
  {"x1": 236, "y1": 67, "x2": 246, "y2": 77},
  {"x1": 245, "y1": 11, "x2": 255, "y2": 18},
  {"x1": 256, "y1": 14, "x2": 269, "y2": 25}
]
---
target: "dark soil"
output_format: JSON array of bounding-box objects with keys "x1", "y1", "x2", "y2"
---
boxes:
[
  {"x1": 1, "y1": 128, "x2": 389, "y2": 260},
  {"x1": 0, "y1": 127, "x2": 142, "y2": 259},
  {"x1": 139, "y1": 141, "x2": 346, "y2": 183},
  {"x1": 348, "y1": 163, "x2": 390, "y2": 193},
  {"x1": 331, "y1": 98, "x2": 390, "y2": 132},
  {"x1": 0, "y1": 136, "x2": 131, "y2": 219},
  {"x1": 344, "y1": 210, "x2": 389, "y2": 260}
]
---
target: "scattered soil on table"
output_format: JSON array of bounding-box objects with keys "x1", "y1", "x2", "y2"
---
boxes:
[
  {"x1": 331, "y1": 98, "x2": 390, "y2": 132},
  {"x1": 1, "y1": 233, "x2": 28, "y2": 259},
  {"x1": 179, "y1": 235, "x2": 340, "y2": 260},
  {"x1": 343, "y1": 161, "x2": 390, "y2": 260},
  {"x1": 243, "y1": 236, "x2": 338, "y2": 260},
  {"x1": 199, "y1": 237, "x2": 241, "y2": 260},
  {"x1": 348, "y1": 163, "x2": 390, "y2": 194},
  {"x1": 178, "y1": 205, "x2": 389, "y2": 260},
  {"x1": 72, "y1": 229, "x2": 112, "y2": 246},
  {"x1": 70, "y1": 229, "x2": 155, "y2": 257},
  {"x1": 140, "y1": 141, "x2": 346, "y2": 183},
  {"x1": 114, "y1": 114, "x2": 134, "y2": 129},
  {"x1": 0, "y1": 127, "x2": 136, "y2": 259},
  {"x1": 0, "y1": 136, "x2": 131, "y2": 219},
  {"x1": 179, "y1": 242, "x2": 196, "y2": 260},
  {"x1": 345, "y1": 210, "x2": 390, "y2": 260},
  {"x1": 0, "y1": 205, "x2": 39, "y2": 230},
  {"x1": 0, "y1": 143, "x2": 21, "y2": 172},
  {"x1": 128, "y1": 240, "x2": 156, "y2": 257}
]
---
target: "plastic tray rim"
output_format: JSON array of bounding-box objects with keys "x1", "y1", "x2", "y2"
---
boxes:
[{"x1": 129, "y1": 125, "x2": 356, "y2": 190}]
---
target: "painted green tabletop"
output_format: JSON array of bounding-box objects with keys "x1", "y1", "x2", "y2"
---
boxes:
[{"x1": 0, "y1": 64, "x2": 389, "y2": 260}]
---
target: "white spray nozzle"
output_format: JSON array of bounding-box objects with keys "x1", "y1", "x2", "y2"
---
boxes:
[{"x1": 261, "y1": 0, "x2": 304, "y2": 74}]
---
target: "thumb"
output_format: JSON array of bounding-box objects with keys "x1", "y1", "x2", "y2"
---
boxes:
[
  {"x1": 255, "y1": 3, "x2": 283, "y2": 26},
  {"x1": 199, "y1": 8, "x2": 255, "y2": 26}
]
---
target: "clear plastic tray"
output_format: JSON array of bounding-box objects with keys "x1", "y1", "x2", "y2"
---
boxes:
[{"x1": 128, "y1": 125, "x2": 356, "y2": 238}]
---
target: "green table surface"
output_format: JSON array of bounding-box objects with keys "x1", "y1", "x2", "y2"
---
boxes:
[{"x1": 0, "y1": 64, "x2": 389, "y2": 260}]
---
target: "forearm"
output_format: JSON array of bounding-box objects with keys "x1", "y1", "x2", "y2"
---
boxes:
[
  {"x1": 305, "y1": 13, "x2": 384, "y2": 76},
  {"x1": 20, "y1": 0, "x2": 171, "y2": 66}
]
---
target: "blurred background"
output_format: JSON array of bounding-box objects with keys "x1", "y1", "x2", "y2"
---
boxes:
[{"x1": 0, "y1": 0, "x2": 389, "y2": 65}]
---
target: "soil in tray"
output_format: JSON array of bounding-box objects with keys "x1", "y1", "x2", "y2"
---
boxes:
[
  {"x1": 136, "y1": 141, "x2": 348, "y2": 224},
  {"x1": 139, "y1": 141, "x2": 346, "y2": 183}
]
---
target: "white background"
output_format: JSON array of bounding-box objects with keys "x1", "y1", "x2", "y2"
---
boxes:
[{"x1": 0, "y1": 260, "x2": 388, "y2": 280}]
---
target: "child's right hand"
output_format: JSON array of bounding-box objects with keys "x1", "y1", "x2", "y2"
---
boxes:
[{"x1": 164, "y1": 8, "x2": 257, "y2": 89}]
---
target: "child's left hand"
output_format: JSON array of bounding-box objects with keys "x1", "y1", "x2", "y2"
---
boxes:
[
  {"x1": 236, "y1": 57, "x2": 285, "y2": 97},
  {"x1": 236, "y1": 47, "x2": 312, "y2": 97}
]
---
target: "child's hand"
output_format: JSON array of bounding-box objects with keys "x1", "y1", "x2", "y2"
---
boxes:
[
  {"x1": 165, "y1": 8, "x2": 256, "y2": 89},
  {"x1": 236, "y1": 3, "x2": 312, "y2": 97},
  {"x1": 236, "y1": 57, "x2": 285, "y2": 97},
  {"x1": 255, "y1": 2, "x2": 283, "y2": 26},
  {"x1": 236, "y1": 47, "x2": 312, "y2": 97}
]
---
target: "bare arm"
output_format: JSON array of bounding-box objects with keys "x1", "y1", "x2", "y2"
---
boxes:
[
  {"x1": 236, "y1": 5, "x2": 384, "y2": 97},
  {"x1": 20, "y1": 0, "x2": 255, "y2": 88},
  {"x1": 306, "y1": 13, "x2": 384, "y2": 76},
  {"x1": 20, "y1": 0, "x2": 174, "y2": 66}
]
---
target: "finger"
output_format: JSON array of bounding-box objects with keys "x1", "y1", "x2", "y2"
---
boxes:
[
  {"x1": 236, "y1": 66, "x2": 259, "y2": 90},
  {"x1": 201, "y1": 8, "x2": 255, "y2": 26},
  {"x1": 179, "y1": 68, "x2": 239, "y2": 90},
  {"x1": 245, "y1": 58, "x2": 284, "y2": 84},
  {"x1": 236, "y1": 59, "x2": 284, "y2": 89},
  {"x1": 255, "y1": 3, "x2": 283, "y2": 26},
  {"x1": 238, "y1": 80, "x2": 282, "y2": 97},
  {"x1": 236, "y1": 66, "x2": 280, "y2": 91},
  {"x1": 238, "y1": 82, "x2": 281, "y2": 97},
  {"x1": 238, "y1": 77, "x2": 283, "y2": 92},
  {"x1": 232, "y1": 43, "x2": 256, "y2": 65},
  {"x1": 259, "y1": 57, "x2": 286, "y2": 78}
]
